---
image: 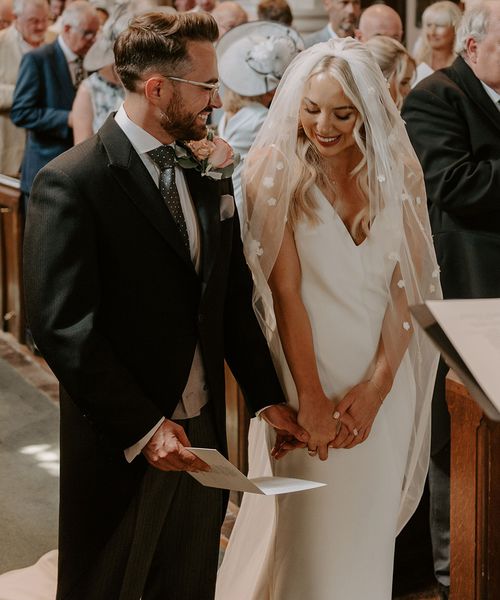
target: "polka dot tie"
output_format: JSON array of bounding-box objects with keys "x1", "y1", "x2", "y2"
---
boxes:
[
  {"x1": 74, "y1": 56, "x2": 84, "y2": 90},
  {"x1": 148, "y1": 145, "x2": 190, "y2": 252}
]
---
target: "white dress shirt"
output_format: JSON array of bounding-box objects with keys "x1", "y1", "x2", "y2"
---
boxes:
[{"x1": 114, "y1": 104, "x2": 209, "y2": 462}]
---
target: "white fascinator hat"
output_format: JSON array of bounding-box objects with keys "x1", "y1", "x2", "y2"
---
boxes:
[
  {"x1": 84, "y1": 0, "x2": 175, "y2": 72},
  {"x1": 216, "y1": 21, "x2": 304, "y2": 96}
]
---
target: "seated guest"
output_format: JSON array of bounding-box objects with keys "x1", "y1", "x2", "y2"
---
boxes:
[
  {"x1": 414, "y1": 0, "x2": 462, "y2": 86},
  {"x1": 305, "y1": 0, "x2": 361, "y2": 48},
  {"x1": 0, "y1": 0, "x2": 49, "y2": 177},
  {"x1": 211, "y1": 0, "x2": 246, "y2": 38},
  {"x1": 366, "y1": 35, "x2": 416, "y2": 109},
  {"x1": 257, "y1": 0, "x2": 293, "y2": 26},
  {"x1": 355, "y1": 3, "x2": 403, "y2": 42},
  {"x1": 11, "y1": 0, "x2": 99, "y2": 208},
  {"x1": 217, "y1": 20, "x2": 303, "y2": 217}
]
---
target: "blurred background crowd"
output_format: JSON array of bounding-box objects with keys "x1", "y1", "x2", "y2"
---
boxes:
[{"x1": 0, "y1": 0, "x2": 466, "y2": 192}]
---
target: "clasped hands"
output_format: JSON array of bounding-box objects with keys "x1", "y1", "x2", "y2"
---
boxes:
[
  {"x1": 272, "y1": 381, "x2": 386, "y2": 461},
  {"x1": 142, "y1": 381, "x2": 385, "y2": 472}
]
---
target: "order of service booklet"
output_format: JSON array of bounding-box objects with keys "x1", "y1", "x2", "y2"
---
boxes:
[
  {"x1": 187, "y1": 448, "x2": 326, "y2": 495},
  {"x1": 410, "y1": 298, "x2": 500, "y2": 421}
]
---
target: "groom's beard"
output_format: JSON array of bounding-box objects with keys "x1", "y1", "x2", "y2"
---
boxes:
[{"x1": 160, "y1": 90, "x2": 210, "y2": 141}]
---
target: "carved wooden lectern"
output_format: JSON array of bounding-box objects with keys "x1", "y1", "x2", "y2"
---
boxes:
[{"x1": 446, "y1": 371, "x2": 500, "y2": 599}]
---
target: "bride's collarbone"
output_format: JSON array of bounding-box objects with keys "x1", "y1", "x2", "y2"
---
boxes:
[{"x1": 318, "y1": 185, "x2": 366, "y2": 220}]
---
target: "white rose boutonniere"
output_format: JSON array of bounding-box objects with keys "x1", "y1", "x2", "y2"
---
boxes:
[{"x1": 174, "y1": 131, "x2": 239, "y2": 180}]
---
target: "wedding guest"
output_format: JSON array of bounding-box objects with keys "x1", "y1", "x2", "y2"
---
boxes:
[
  {"x1": 366, "y1": 35, "x2": 416, "y2": 108},
  {"x1": 0, "y1": 0, "x2": 49, "y2": 177},
  {"x1": 23, "y1": 11, "x2": 306, "y2": 599},
  {"x1": 48, "y1": 0, "x2": 64, "y2": 23},
  {"x1": 217, "y1": 20, "x2": 303, "y2": 217},
  {"x1": 414, "y1": 0, "x2": 462, "y2": 86},
  {"x1": 257, "y1": 0, "x2": 293, "y2": 26},
  {"x1": 305, "y1": 0, "x2": 361, "y2": 48},
  {"x1": 174, "y1": 0, "x2": 195, "y2": 10},
  {"x1": 355, "y1": 3, "x2": 403, "y2": 42},
  {"x1": 216, "y1": 36, "x2": 441, "y2": 600},
  {"x1": 211, "y1": 0, "x2": 246, "y2": 38},
  {"x1": 0, "y1": 0, "x2": 14, "y2": 29},
  {"x1": 403, "y1": 2, "x2": 500, "y2": 596},
  {"x1": 191, "y1": 0, "x2": 217, "y2": 12},
  {"x1": 11, "y1": 0, "x2": 99, "y2": 208}
]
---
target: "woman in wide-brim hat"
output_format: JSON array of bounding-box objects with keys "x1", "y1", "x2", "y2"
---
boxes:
[{"x1": 216, "y1": 21, "x2": 303, "y2": 219}]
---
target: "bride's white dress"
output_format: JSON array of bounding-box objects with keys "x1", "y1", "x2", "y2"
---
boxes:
[{"x1": 216, "y1": 188, "x2": 416, "y2": 600}]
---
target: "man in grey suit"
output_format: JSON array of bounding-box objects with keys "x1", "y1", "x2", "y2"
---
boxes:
[
  {"x1": 305, "y1": 0, "x2": 361, "y2": 48},
  {"x1": 24, "y1": 10, "x2": 308, "y2": 600}
]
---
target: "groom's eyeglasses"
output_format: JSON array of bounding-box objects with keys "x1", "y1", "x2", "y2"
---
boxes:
[{"x1": 166, "y1": 76, "x2": 221, "y2": 102}]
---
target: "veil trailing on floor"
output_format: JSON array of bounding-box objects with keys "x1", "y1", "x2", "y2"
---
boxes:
[{"x1": 241, "y1": 37, "x2": 441, "y2": 531}]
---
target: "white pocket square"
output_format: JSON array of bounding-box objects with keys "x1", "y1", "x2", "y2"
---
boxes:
[{"x1": 220, "y1": 194, "x2": 235, "y2": 221}]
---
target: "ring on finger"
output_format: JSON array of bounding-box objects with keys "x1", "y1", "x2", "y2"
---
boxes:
[{"x1": 308, "y1": 448, "x2": 317, "y2": 456}]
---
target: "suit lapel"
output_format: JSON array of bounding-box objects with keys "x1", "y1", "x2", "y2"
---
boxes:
[
  {"x1": 98, "y1": 116, "x2": 195, "y2": 272},
  {"x1": 184, "y1": 168, "x2": 220, "y2": 288},
  {"x1": 453, "y1": 57, "x2": 500, "y2": 131}
]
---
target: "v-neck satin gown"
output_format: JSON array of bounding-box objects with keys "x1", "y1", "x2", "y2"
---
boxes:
[{"x1": 216, "y1": 187, "x2": 415, "y2": 600}]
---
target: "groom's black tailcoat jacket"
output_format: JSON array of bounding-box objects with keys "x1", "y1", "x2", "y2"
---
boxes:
[{"x1": 23, "y1": 115, "x2": 285, "y2": 597}]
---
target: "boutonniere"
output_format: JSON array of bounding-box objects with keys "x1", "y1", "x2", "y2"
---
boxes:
[{"x1": 174, "y1": 131, "x2": 238, "y2": 180}]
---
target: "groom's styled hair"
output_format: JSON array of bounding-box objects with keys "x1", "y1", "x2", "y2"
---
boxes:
[{"x1": 114, "y1": 11, "x2": 219, "y2": 92}]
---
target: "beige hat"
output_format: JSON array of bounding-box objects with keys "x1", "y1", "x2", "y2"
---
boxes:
[{"x1": 217, "y1": 21, "x2": 303, "y2": 96}]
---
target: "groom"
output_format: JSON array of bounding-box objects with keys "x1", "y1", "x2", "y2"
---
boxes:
[{"x1": 23, "y1": 11, "x2": 307, "y2": 600}]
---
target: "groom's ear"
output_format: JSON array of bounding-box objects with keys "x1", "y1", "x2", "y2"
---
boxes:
[{"x1": 143, "y1": 75, "x2": 171, "y2": 106}]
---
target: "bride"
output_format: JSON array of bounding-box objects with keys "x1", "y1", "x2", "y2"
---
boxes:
[{"x1": 216, "y1": 38, "x2": 441, "y2": 600}]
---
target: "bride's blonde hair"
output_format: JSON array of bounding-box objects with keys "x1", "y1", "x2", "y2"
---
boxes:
[{"x1": 288, "y1": 55, "x2": 372, "y2": 239}]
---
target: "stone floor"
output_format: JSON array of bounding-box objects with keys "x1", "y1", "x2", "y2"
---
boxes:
[
  {"x1": 0, "y1": 333, "x2": 59, "y2": 572},
  {"x1": 0, "y1": 331, "x2": 440, "y2": 598}
]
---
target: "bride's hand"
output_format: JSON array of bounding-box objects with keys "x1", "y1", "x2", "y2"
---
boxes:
[
  {"x1": 333, "y1": 380, "x2": 387, "y2": 449},
  {"x1": 298, "y1": 392, "x2": 357, "y2": 461}
]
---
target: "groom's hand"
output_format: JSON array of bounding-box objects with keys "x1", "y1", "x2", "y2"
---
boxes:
[
  {"x1": 142, "y1": 419, "x2": 210, "y2": 472},
  {"x1": 260, "y1": 405, "x2": 309, "y2": 460}
]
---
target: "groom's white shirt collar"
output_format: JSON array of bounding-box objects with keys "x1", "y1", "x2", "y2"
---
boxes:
[{"x1": 115, "y1": 103, "x2": 169, "y2": 156}]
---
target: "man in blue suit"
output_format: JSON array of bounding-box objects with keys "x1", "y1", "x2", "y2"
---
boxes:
[{"x1": 11, "y1": 0, "x2": 99, "y2": 210}]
